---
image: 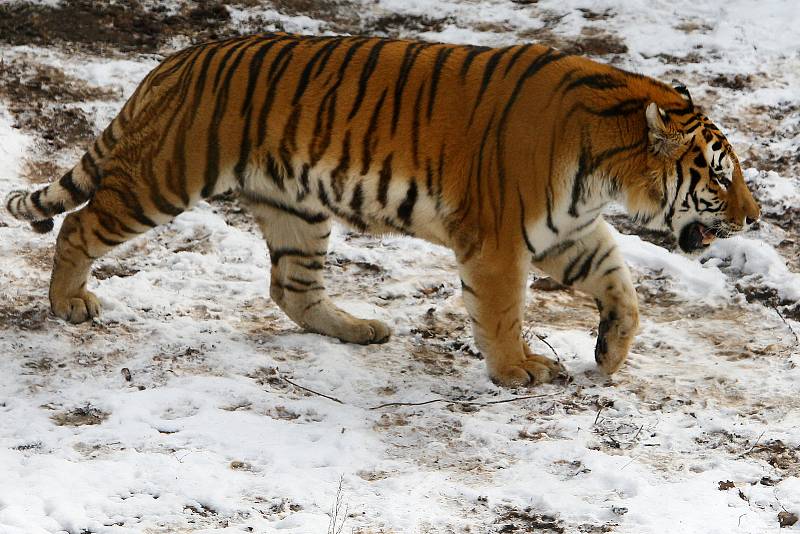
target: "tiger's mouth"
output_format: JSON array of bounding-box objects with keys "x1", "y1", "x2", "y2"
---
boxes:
[{"x1": 678, "y1": 221, "x2": 718, "y2": 252}]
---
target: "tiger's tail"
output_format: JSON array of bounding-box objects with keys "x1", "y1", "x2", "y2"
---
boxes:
[{"x1": 4, "y1": 116, "x2": 123, "y2": 233}]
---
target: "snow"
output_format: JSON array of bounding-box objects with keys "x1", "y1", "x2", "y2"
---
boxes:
[
  {"x1": 1, "y1": 1, "x2": 799, "y2": 533},
  {"x1": 0, "y1": 103, "x2": 29, "y2": 181}
]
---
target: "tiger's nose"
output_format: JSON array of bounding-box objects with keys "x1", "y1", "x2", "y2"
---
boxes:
[{"x1": 745, "y1": 216, "x2": 757, "y2": 225}]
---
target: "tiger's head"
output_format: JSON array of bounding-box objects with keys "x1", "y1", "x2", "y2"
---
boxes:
[{"x1": 640, "y1": 84, "x2": 760, "y2": 253}]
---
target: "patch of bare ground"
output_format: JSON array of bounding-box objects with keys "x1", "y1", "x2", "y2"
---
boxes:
[
  {"x1": 0, "y1": 301, "x2": 49, "y2": 331},
  {"x1": 257, "y1": 0, "x2": 361, "y2": 33},
  {"x1": 93, "y1": 262, "x2": 141, "y2": 280},
  {"x1": 360, "y1": 13, "x2": 454, "y2": 38},
  {"x1": 700, "y1": 432, "x2": 800, "y2": 479},
  {"x1": 579, "y1": 8, "x2": 615, "y2": 21},
  {"x1": 526, "y1": 285, "x2": 597, "y2": 331},
  {"x1": 209, "y1": 192, "x2": 260, "y2": 233},
  {"x1": 0, "y1": 59, "x2": 109, "y2": 153},
  {"x1": 409, "y1": 306, "x2": 476, "y2": 376},
  {"x1": 492, "y1": 506, "x2": 565, "y2": 533},
  {"x1": 0, "y1": 58, "x2": 117, "y2": 182},
  {"x1": 518, "y1": 25, "x2": 627, "y2": 57},
  {"x1": 8, "y1": 241, "x2": 52, "y2": 276},
  {"x1": 51, "y1": 404, "x2": 109, "y2": 426},
  {"x1": 675, "y1": 21, "x2": 714, "y2": 34},
  {"x1": 646, "y1": 51, "x2": 706, "y2": 65},
  {"x1": 0, "y1": 1, "x2": 239, "y2": 54},
  {"x1": 732, "y1": 101, "x2": 800, "y2": 178}
]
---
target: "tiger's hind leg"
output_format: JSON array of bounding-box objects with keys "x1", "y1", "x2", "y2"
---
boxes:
[
  {"x1": 245, "y1": 199, "x2": 390, "y2": 344},
  {"x1": 533, "y1": 219, "x2": 639, "y2": 374},
  {"x1": 49, "y1": 173, "x2": 182, "y2": 323}
]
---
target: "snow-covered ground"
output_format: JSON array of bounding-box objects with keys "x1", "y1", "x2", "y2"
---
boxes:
[{"x1": 0, "y1": 1, "x2": 799, "y2": 533}]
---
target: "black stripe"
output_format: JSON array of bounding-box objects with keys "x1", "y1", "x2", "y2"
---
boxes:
[
  {"x1": 425, "y1": 159, "x2": 434, "y2": 197},
  {"x1": 243, "y1": 192, "x2": 329, "y2": 224},
  {"x1": 564, "y1": 244, "x2": 601, "y2": 285},
  {"x1": 593, "y1": 246, "x2": 615, "y2": 271},
  {"x1": 308, "y1": 39, "x2": 370, "y2": 166},
  {"x1": 517, "y1": 186, "x2": 536, "y2": 254},
  {"x1": 469, "y1": 47, "x2": 511, "y2": 125},
  {"x1": 92, "y1": 229, "x2": 123, "y2": 247},
  {"x1": 80, "y1": 152, "x2": 101, "y2": 186},
  {"x1": 460, "y1": 46, "x2": 491, "y2": 80},
  {"x1": 427, "y1": 46, "x2": 453, "y2": 120},
  {"x1": 545, "y1": 182, "x2": 558, "y2": 234},
  {"x1": 293, "y1": 39, "x2": 342, "y2": 105},
  {"x1": 349, "y1": 182, "x2": 364, "y2": 215},
  {"x1": 299, "y1": 261, "x2": 324, "y2": 270},
  {"x1": 503, "y1": 44, "x2": 531, "y2": 76},
  {"x1": 693, "y1": 152, "x2": 706, "y2": 168},
  {"x1": 270, "y1": 247, "x2": 328, "y2": 265},
  {"x1": 392, "y1": 43, "x2": 426, "y2": 135},
  {"x1": 266, "y1": 154, "x2": 286, "y2": 191},
  {"x1": 377, "y1": 154, "x2": 393, "y2": 207},
  {"x1": 212, "y1": 39, "x2": 253, "y2": 91},
  {"x1": 397, "y1": 179, "x2": 418, "y2": 226},
  {"x1": 288, "y1": 276, "x2": 319, "y2": 287},
  {"x1": 568, "y1": 130, "x2": 592, "y2": 217},
  {"x1": 279, "y1": 105, "x2": 302, "y2": 180},
  {"x1": 298, "y1": 164, "x2": 311, "y2": 199},
  {"x1": 274, "y1": 281, "x2": 325, "y2": 293},
  {"x1": 460, "y1": 279, "x2": 476, "y2": 295},
  {"x1": 29, "y1": 190, "x2": 49, "y2": 216},
  {"x1": 361, "y1": 88, "x2": 387, "y2": 175},
  {"x1": 411, "y1": 80, "x2": 426, "y2": 168},
  {"x1": 348, "y1": 40, "x2": 387, "y2": 120},
  {"x1": 331, "y1": 131, "x2": 352, "y2": 201},
  {"x1": 59, "y1": 170, "x2": 87, "y2": 205},
  {"x1": 203, "y1": 42, "x2": 252, "y2": 197},
  {"x1": 241, "y1": 38, "x2": 285, "y2": 115},
  {"x1": 256, "y1": 40, "x2": 300, "y2": 145},
  {"x1": 103, "y1": 183, "x2": 157, "y2": 228},
  {"x1": 564, "y1": 73, "x2": 625, "y2": 93}
]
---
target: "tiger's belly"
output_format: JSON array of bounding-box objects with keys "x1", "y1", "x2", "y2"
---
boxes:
[{"x1": 239, "y1": 163, "x2": 453, "y2": 246}]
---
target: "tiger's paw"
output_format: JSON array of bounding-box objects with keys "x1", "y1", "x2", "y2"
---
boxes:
[
  {"x1": 594, "y1": 311, "x2": 637, "y2": 374},
  {"x1": 333, "y1": 318, "x2": 391, "y2": 345},
  {"x1": 51, "y1": 290, "x2": 101, "y2": 323},
  {"x1": 489, "y1": 353, "x2": 567, "y2": 388}
]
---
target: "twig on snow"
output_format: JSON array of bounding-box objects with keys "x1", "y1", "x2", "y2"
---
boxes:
[
  {"x1": 281, "y1": 376, "x2": 344, "y2": 405},
  {"x1": 772, "y1": 305, "x2": 799, "y2": 346},
  {"x1": 369, "y1": 391, "x2": 560, "y2": 410},
  {"x1": 534, "y1": 333, "x2": 561, "y2": 362},
  {"x1": 327, "y1": 476, "x2": 348, "y2": 534},
  {"x1": 278, "y1": 374, "x2": 562, "y2": 411},
  {"x1": 738, "y1": 430, "x2": 766, "y2": 458}
]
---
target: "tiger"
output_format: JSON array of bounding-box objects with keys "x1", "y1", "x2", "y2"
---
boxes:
[{"x1": 5, "y1": 33, "x2": 760, "y2": 387}]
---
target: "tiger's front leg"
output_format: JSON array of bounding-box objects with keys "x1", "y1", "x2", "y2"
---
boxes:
[
  {"x1": 458, "y1": 245, "x2": 566, "y2": 387},
  {"x1": 534, "y1": 219, "x2": 639, "y2": 374}
]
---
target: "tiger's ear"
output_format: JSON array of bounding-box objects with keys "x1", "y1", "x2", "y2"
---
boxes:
[
  {"x1": 645, "y1": 102, "x2": 686, "y2": 158},
  {"x1": 672, "y1": 80, "x2": 693, "y2": 108}
]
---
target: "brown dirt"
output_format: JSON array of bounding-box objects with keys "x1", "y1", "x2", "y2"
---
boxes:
[
  {"x1": 0, "y1": 302, "x2": 49, "y2": 331},
  {"x1": 51, "y1": 405, "x2": 109, "y2": 426},
  {"x1": 0, "y1": 1, "x2": 237, "y2": 54},
  {"x1": 492, "y1": 506, "x2": 565, "y2": 533},
  {"x1": 361, "y1": 13, "x2": 454, "y2": 38},
  {"x1": 265, "y1": 0, "x2": 361, "y2": 32},
  {"x1": 518, "y1": 25, "x2": 628, "y2": 57}
]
